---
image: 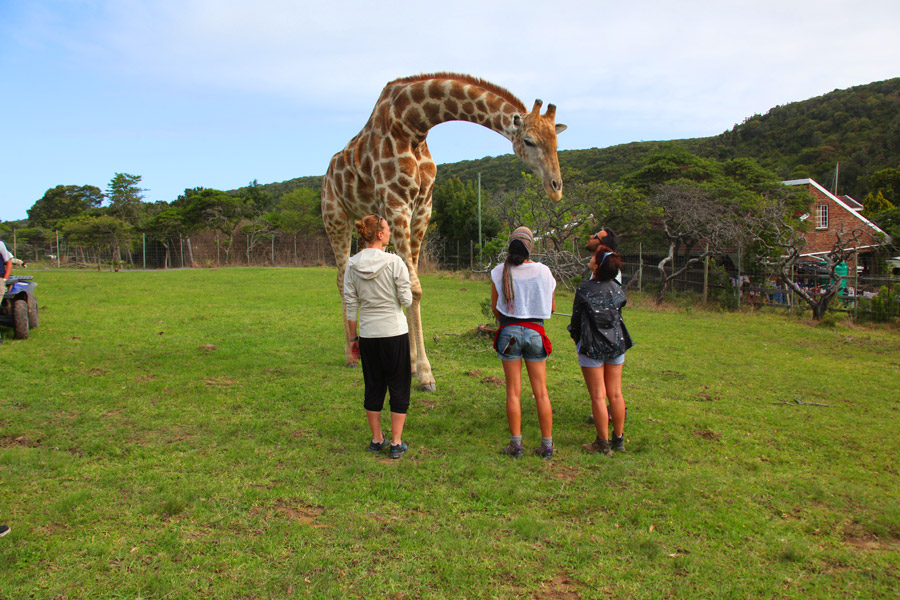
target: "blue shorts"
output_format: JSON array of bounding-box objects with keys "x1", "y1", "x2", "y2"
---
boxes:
[
  {"x1": 496, "y1": 325, "x2": 548, "y2": 362},
  {"x1": 576, "y1": 343, "x2": 625, "y2": 367}
]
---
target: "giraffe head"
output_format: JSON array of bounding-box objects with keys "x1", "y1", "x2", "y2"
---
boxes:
[{"x1": 510, "y1": 99, "x2": 567, "y2": 201}]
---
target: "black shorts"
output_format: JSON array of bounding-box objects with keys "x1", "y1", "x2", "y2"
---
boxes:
[{"x1": 359, "y1": 333, "x2": 411, "y2": 414}]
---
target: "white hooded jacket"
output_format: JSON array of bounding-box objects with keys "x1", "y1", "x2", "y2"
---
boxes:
[{"x1": 343, "y1": 249, "x2": 413, "y2": 338}]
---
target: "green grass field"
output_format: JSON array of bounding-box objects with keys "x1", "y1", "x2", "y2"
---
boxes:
[{"x1": 1, "y1": 268, "x2": 898, "y2": 599}]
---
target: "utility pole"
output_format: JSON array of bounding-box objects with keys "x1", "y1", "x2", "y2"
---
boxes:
[{"x1": 477, "y1": 173, "x2": 482, "y2": 264}]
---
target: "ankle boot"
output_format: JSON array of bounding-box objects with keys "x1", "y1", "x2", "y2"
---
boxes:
[{"x1": 582, "y1": 436, "x2": 613, "y2": 457}]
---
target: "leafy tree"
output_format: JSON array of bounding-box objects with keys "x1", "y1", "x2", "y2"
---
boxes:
[
  {"x1": 581, "y1": 181, "x2": 654, "y2": 244},
  {"x1": 869, "y1": 207, "x2": 900, "y2": 247},
  {"x1": 105, "y1": 173, "x2": 146, "y2": 226},
  {"x1": 267, "y1": 188, "x2": 322, "y2": 235},
  {"x1": 27, "y1": 185, "x2": 104, "y2": 229},
  {"x1": 13, "y1": 227, "x2": 52, "y2": 262},
  {"x1": 142, "y1": 204, "x2": 185, "y2": 269},
  {"x1": 862, "y1": 190, "x2": 895, "y2": 214},
  {"x1": 61, "y1": 214, "x2": 133, "y2": 268},
  {"x1": 176, "y1": 188, "x2": 245, "y2": 264},
  {"x1": 867, "y1": 166, "x2": 900, "y2": 206},
  {"x1": 492, "y1": 170, "x2": 595, "y2": 252},
  {"x1": 266, "y1": 188, "x2": 324, "y2": 261},
  {"x1": 431, "y1": 177, "x2": 500, "y2": 242}
]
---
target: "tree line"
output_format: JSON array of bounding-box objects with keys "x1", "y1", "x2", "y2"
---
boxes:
[{"x1": 2, "y1": 145, "x2": 897, "y2": 320}]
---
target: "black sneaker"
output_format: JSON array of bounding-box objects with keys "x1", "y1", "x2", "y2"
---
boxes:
[
  {"x1": 367, "y1": 432, "x2": 388, "y2": 453},
  {"x1": 389, "y1": 441, "x2": 408, "y2": 459},
  {"x1": 610, "y1": 433, "x2": 625, "y2": 452},
  {"x1": 0, "y1": 525, "x2": 9, "y2": 537},
  {"x1": 533, "y1": 445, "x2": 554, "y2": 459},
  {"x1": 502, "y1": 443, "x2": 524, "y2": 458}
]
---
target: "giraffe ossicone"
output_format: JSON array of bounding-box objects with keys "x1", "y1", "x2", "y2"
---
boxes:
[{"x1": 322, "y1": 73, "x2": 567, "y2": 392}]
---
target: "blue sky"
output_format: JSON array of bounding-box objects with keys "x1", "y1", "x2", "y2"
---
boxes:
[{"x1": 2, "y1": 0, "x2": 899, "y2": 221}]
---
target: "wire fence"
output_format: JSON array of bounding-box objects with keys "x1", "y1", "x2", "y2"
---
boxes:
[
  {"x1": 612, "y1": 244, "x2": 900, "y2": 322},
  {"x1": 5, "y1": 231, "x2": 899, "y2": 322}
]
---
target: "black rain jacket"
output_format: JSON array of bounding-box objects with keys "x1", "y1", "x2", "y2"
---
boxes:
[{"x1": 567, "y1": 278, "x2": 633, "y2": 361}]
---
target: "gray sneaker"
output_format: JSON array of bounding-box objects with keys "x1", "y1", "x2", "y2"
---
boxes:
[
  {"x1": 533, "y1": 445, "x2": 555, "y2": 459},
  {"x1": 610, "y1": 433, "x2": 625, "y2": 452},
  {"x1": 0, "y1": 525, "x2": 9, "y2": 537},
  {"x1": 502, "y1": 443, "x2": 524, "y2": 458}
]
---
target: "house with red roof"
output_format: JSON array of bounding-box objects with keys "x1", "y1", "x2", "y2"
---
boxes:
[{"x1": 783, "y1": 178, "x2": 891, "y2": 274}]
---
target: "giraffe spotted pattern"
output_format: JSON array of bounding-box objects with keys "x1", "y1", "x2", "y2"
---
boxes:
[{"x1": 322, "y1": 73, "x2": 567, "y2": 392}]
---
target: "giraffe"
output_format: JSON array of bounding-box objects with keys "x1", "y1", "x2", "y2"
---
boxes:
[{"x1": 321, "y1": 73, "x2": 567, "y2": 392}]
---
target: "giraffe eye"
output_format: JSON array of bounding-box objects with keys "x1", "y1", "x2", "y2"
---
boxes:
[{"x1": 524, "y1": 138, "x2": 536, "y2": 148}]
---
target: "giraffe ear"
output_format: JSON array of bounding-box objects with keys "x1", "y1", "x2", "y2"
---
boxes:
[
  {"x1": 513, "y1": 114, "x2": 522, "y2": 128},
  {"x1": 556, "y1": 123, "x2": 567, "y2": 134}
]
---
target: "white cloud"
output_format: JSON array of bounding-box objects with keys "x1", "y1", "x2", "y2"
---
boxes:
[{"x1": 2, "y1": 0, "x2": 899, "y2": 219}]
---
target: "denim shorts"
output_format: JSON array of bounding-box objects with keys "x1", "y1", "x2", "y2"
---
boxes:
[
  {"x1": 576, "y1": 343, "x2": 625, "y2": 367},
  {"x1": 496, "y1": 325, "x2": 547, "y2": 362}
]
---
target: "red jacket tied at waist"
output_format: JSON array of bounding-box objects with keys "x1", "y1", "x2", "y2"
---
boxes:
[{"x1": 492, "y1": 321, "x2": 553, "y2": 355}]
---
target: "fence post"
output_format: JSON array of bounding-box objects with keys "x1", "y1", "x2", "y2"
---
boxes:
[
  {"x1": 703, "y1": 243, "x2": 709, "y2": 304},
  {"x1": 470, "y1": 240, "x2": 474, "y2": 270},
  {"x1": 736, "y1": 248, "x2": 742, "y2": 310},
  {"x1": 56, "y1": 231, "x2": 61, "y2": 268},
  {"x1": 638, "y1": 243, "x2": 643, "y2": 292},
  {"x1": 789, "y1": 263, "x2": 794, "y2": 316},
  {"x1": 852, "y1": 248, "x2": 859, "y2": 322},
  {"x1": 142, "y1": 234, "x2": 147, "y2": 270}
]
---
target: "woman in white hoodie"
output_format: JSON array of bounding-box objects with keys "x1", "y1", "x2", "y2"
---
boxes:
[{"x1": 343, "y1": 214, "x2": 414, "y2": 459}]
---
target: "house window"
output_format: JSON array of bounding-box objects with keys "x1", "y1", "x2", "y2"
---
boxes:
[{"x1": 816, "y1": 204, "x2": 828, "y2": 229}]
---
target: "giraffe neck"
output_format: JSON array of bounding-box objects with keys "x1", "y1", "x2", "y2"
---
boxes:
[{"x1": 384, "y1": 77, "x2": 526, "y2": 143}]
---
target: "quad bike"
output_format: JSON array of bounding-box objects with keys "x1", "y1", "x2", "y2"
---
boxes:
[{"x1": 0, "y1": 276, "x2": 39, "y2": 342}]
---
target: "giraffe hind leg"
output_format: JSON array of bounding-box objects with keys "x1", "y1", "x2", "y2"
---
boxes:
[{"x1": 322, "y1": 193, "x2": 358, "y2": 368}]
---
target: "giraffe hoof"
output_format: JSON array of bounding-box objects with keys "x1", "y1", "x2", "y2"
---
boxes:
[{"x1": 417, "y1": 382, "x2": 436, "y2": 393}]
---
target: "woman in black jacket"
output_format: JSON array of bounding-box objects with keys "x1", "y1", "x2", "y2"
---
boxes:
[{"x1": 568, "y1": 245, "x2": 633, "y2": 456}]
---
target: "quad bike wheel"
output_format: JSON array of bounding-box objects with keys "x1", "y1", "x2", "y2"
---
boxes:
[
  {"x1": 13, "y1": 298, "x2": 29, "y2": 339},
  {"x1": 27, "y1": 294, "x2": 39, "y2": 328}
]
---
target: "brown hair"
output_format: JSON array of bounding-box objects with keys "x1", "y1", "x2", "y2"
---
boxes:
[
  {"x1": 592, "y1": 244, "x2": 622, "y2": 281},
  {"x1": 355, "y1": 214, "x2": 383, "y2": 245}
]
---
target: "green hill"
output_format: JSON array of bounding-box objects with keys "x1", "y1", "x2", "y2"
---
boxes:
[
  {"x1": 438, "y1": 77, "x2": 900, "y2": 199},
  {"x1": 248, "y1": 77, "x2": 900, "y2": 201}
]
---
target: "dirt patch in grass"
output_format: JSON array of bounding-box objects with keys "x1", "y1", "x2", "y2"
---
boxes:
[
  {"x1": 0, "y1": 435, "x2": 41, "y2": 447},
  {"x1": 843, "y1": 523, "x2": 900, "y2": 551},
  {"x1": 275, "y1": 500, "x2": 325, "y2": 527},
  {"x1": 660, "y1": 370, "x2": 686, "y2": 380},
  {"x1": 481, "y1": 376, "x2": 504, "y2": 387},
  {"x1": 552, "y1": 465, "x2": 580, "y2": 482},
  {"x1": 536, "y1": 575, "x2": 582, "y2": 599},
  {"x1": 693, "y1": 429, "x2": 721, "y2": 442}
]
